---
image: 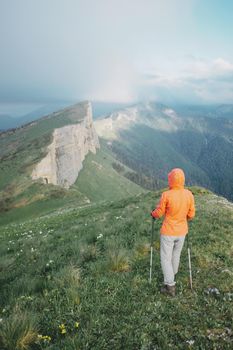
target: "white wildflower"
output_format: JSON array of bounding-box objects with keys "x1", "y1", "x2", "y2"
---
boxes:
[
  {"x1": 206, "y1": 287, "x2": 220, "y2": 295},
  {"x1": 186, "y1": 340, "x2": 195, "y2": 346},
  {"x1": 97, "y1": 234, "x2": 103, "y2": 239},
  {"x1": 46, "y1": 260, "x2": 54, "y2": 267},
  {"x1": 221, "y1": 269, "x2": 232, "y2": 275}
]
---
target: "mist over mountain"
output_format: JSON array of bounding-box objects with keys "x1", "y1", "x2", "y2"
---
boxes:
[
  {"x1": 1, "y1": 1, "x2": 233, "y2": 347},
  {"x1": 95, "y1": 102, "x2": 233, "y2": 200},
  {"x1": 0, "y1": 100, "x2": 232, "y2": 215},
  {"x1": 173, "y1": 104, "x2": 233, "y2": 120}
]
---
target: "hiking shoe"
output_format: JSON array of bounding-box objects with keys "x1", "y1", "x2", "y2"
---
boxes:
[{"x1": 161, "y1": 285, "x2": 176, "y2": 297}]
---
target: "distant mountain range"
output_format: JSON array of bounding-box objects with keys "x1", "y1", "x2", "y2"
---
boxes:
[
  {"x1": 0, "y1": 103, "x2": 69, "y2": 130},
  {"x1": 95, "y1": 102, "x2": 233, "y2": 201},
  {"x1": 0, "y1": 101, "x2": 232, "y2": 215},
  {"x1": 174, "y1": 104, "x2": 233, "y2": 119},
  {"x1": 0, "y1": 101, "x2": 130, "y2": 130},
  {"x1": 0, "y1": 114, "x2": 15, "y2": 130}
]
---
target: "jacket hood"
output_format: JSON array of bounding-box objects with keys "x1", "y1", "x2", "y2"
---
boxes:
[{"x1": 168, "y1": 168, "x2": 185, "y2": 189}]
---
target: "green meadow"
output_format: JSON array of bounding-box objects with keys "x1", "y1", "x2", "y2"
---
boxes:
[{"x1": 0, "y1": 188, "x2": 233, "y2": 349}]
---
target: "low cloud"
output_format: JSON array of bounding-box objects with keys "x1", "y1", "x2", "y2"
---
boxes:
[
  {"x1": 140, "y1": 58, "x2": 233, "y2": 104},
  {"x1": 184, "y1": 57, "x2": 233, "y2": 81}
]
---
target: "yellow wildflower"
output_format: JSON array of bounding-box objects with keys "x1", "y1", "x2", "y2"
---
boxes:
[
  {"x1": 37, "y1": 334, "x2": 51, "y2": 342},
  {"x1": 75, "y1": 321, "x2": 80, "y2": 328},
  {"x1": 59, "y1": 324, "x2": 66, "y2": 334},
  {"x1": 44, "y1": 335, "x2": 52, "y2": 341}
]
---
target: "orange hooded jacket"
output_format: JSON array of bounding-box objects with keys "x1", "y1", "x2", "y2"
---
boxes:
[{"x1": 151, "y1": 168, "x2": 195, "y2": 236}]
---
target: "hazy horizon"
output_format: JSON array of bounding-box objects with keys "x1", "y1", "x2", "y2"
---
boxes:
[{"x1": 1, "y1": 99, "x2": 232, "y2": 120}]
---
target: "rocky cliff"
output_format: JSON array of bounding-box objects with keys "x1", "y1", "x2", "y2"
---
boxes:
[{"x1": 32, "y1": 102, "x2": 100, "y2": 188}]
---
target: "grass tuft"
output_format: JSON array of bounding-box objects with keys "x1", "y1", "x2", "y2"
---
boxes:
[
  {"x1": 0, "y1": 313, "x2": 38, "y2": 350},
  {"x1": 106, "y1": 245, "x2": 131, "y2": 272},
  {"x1": 55, "y1": 264, "x2": 81, "y2": 289}
]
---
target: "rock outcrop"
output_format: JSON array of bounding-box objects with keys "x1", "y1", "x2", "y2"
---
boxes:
[{"x1": 32, "y1": 102, "x2": 100, "y2": 188}]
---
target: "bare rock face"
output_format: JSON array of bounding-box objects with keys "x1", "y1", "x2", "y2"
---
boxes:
[{"x1": 32, "y1": 102, "x2": 100, "y2": 188}]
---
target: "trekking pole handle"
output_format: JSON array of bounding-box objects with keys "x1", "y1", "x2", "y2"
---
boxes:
[{"x1": 151, "y1": 217, "x2": 155, "y2": 244}]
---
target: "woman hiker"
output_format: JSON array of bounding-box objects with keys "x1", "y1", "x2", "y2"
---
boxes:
[{"x1": 151, "y1": 168, "x2": 195, "y2": 296}]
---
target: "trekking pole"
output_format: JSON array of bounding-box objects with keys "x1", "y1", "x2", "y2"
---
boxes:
[
  {"x1": 149, "y1": 217, "x2": 155, "y2": 283},
  {"x1": 187, "y1": 234, "x2": 193, "y2": 290}
]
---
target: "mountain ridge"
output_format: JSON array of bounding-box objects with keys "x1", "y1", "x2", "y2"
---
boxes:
[
  {"x1": 0, "y1": 101, "x2": 233, "y2": 217},
  {"x1": 94, "y1": 102, "x2": 233, "y2": 201},
  {"x1": 0, "y1": 101, "x2": 144, "y2": 214}
]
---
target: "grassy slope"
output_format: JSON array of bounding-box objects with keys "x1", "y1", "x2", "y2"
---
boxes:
[
  {"x1": 0, "y1": 188, "x2": 233, "y2": 349},
  {"x1": 111, "y1": 125, "x2": 210, "y2": 188},
  {"x1": 74, "y1": 140, "x2": 144, "y2": 202},
  {"x1": 0, "y1": 140, "x2": 144, "y2": 226}
]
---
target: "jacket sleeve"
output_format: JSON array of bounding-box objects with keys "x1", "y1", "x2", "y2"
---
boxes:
[
  {"x1": 187, "y1": 192, "x2": 195, "y2": 220},
  {"x1": 151, "y1": 192, "x2": 167, "y2": 218}
]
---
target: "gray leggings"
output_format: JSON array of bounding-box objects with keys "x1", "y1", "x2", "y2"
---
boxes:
[{"x1": 160, "y1": 235, "x2": 186, "y2": 286}]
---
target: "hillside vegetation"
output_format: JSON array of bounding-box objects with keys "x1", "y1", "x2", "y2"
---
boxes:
[
  {"x1": 74, "y1": 140, "x2": 144, "y2": 202},
  {"x1": 95, "y1": 102, "x2": 233, "y2": 201},
  {"x1": 0, "y1": 143, "x2": 143, "y2": 226},
  {"x1": 0, "y1": 103, "x2": 143, "y2": 215},
  {"x1": 0, "y1": 188, "x2": 233, "y2": 349},
  {"x1": 0, "y1": 103, "x2": 89, "y2": 212}
]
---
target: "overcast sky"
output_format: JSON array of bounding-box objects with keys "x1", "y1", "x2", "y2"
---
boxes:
[{"x1": 1, "y1": 0, "x2": 233, "y2": 107}]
